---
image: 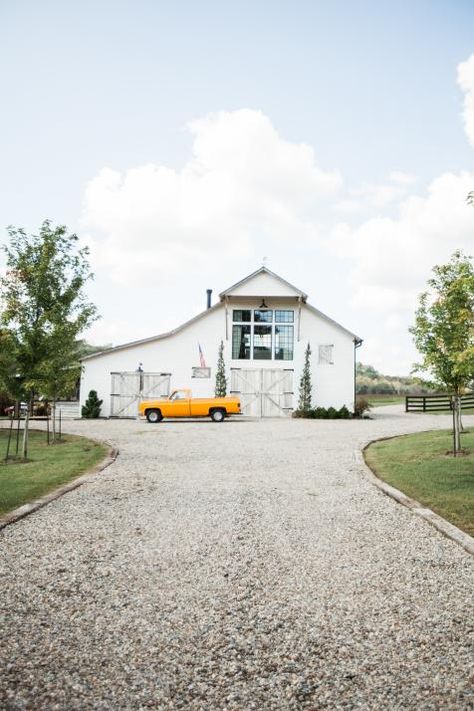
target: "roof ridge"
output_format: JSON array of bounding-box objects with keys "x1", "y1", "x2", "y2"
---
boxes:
[{"x1": 219, "y1": 266, "x2": 308, "y2": 300}]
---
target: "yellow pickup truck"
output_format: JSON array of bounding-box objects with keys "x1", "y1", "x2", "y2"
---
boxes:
[{"x1": 139, "y1": 389, "x2": 241, "y2": 423}]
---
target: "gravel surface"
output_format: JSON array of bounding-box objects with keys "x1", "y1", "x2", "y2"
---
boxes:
[{"x1": 0, "y1": 408, "x2": 473, "y2": 710}]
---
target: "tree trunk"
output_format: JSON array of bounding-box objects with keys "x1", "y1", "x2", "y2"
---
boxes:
[
  {"x1": 51, "y1": 400, "x2": 56, "y2": 444},
  {"x1": 452, "y1": 395, "x2": 461, "y2": 455},
  {"x1": 456, "y1": 397, "x2": 463, "y2": 445},
  {"x1": 22, "y1": 405, "x2": 30, "y2": 460}
]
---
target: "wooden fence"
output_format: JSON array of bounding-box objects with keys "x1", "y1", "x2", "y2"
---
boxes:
[{"x1": 405, "y1": 394, "x2": 474, "y2": 412}]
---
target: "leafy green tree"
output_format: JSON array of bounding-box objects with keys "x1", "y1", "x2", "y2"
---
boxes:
[
  {"x1": 356, "y1": 362, "x2": 380, "y2": 379},
  {"x1": 298, "y1": 342, "x2": 312, "y2": 411},
  {"x1": 0, "y1": 220, "x2": 98, "y2": 451},
  {"x1": 0, "y1": 329, "x2": 21, "y2": 400},
  {"x1": 81, "y1": 390, "x2": 103, "y2": 418},
  {"x1": 76, "y1": 339, "x2": 112, "y2": 360},
  {"x1": 215, "y1": 340, "x2": 227, "y2": 397},
  {"x1": 410, "y1": 251, "x2": 474, "y2": 454}
]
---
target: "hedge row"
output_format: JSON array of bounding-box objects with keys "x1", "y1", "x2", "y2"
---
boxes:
[{"x1": 293, "y1": 405, "x2": 352, "y2": 419}]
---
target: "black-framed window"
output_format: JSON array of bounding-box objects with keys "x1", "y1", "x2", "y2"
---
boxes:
[
  {"x1": 232, "y1": 309, "x2": 294, "y2": 360},
  {"x1": 253, "y1": 325, "x2": 272, "y2": 359},
  {"x1": 275, "y1": 325, "x2": 294, "y2": 360},
  {"x1": 254, "y1": 309, "x2": 273, "y2": 323},
  {"x1": 275, "y1": 310, "x2": 294, "y2": 323},
  {"x1": 232, "y1": 325, "x2": 251, "y2": 359},
  {"x1": 233, "y1": 309, "x2": 251, "y2": 322}
]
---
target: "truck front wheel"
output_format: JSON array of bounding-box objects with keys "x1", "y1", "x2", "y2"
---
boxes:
[
  {"x1": 210, "y1": 408, "x2": 225, "y2": 422},
  {"x1": 146, "y1": 409, "x2": 163, "y2": 423}
]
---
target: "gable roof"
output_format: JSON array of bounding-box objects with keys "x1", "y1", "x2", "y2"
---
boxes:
[
  {"x1": 82, "y1": 267, "x2": 361, "y2": 361},
  {"x1": 81, "y1": 302, "x2": 223, "y2": 361},
  {"x1": 306, "y1": 303, "x2": 362, "y2": 343},
  {"x1": 219, "y1": 266, "x2": 308, "y2": 300}
]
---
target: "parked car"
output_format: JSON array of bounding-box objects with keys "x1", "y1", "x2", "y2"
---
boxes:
[{"x1": 4, "y1": 402, "x2": 27, "y2": 416}]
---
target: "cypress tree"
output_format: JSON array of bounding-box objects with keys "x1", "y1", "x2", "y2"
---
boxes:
[
  {"x1": 298, "y1": 342, "x2": 312, "y2": 412},
  {"x1": 215, "y1": 340, "x2": 227, "y2": 397}
]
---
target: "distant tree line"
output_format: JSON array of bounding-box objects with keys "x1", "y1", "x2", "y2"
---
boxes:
[{"x1": 356, "y1": 362, "x2": 436, "y2": 395}]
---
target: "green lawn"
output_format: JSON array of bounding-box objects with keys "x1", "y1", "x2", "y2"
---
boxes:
[
  {"x1": 0, "y1": 429, "x2": 108, "y2": 516},
  {"x1": 364, "y1": 428, "x2": 474, "y2": 536},
  {"x1": 365, "y1": 395, "x2": 405, "y2": 407}
]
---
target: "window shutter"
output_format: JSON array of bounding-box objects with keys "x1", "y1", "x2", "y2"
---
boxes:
[{"x1": 318, "y1": 345, "x2": 334, "y2": 364}]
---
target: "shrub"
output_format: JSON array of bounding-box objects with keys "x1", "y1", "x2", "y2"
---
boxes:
[
  {"x1": 292, "y1": 409, "x2": 305, "y2": 418},
  {"x1": 81, "y1": 390, "x2": 103, "y2": 418},
  {"x1": 34, "y1": 402, "x2": 50, "y2": 417},
  {"x1": 292, "y1": 405, "x2": 351, "y2": 419},
  {"x1": 354, "y1": 397, "x2": 372, "y2": 418},
  {"x1": 338, "y1": 405, "x2": 351, "y2": 419},
  {"x1": 313, "y1": 407, "x2": 327, "y2": 419}
]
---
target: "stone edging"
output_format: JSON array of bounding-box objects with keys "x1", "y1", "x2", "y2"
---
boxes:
[
  {"x1": 355, "y1": 438, "x2": 474, "y2": 557},
  {"x1": 0, "y1": 442, "x2": 119, "y2": 531}
]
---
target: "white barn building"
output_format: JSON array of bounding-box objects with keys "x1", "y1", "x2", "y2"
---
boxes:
[{"x1": 80, "y1": 267, "x2": 362, "y2": 418}]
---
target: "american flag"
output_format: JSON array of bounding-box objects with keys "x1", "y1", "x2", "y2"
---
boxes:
[{"x1": 198, "y1": 343, "x2": 206, "y2": 367}]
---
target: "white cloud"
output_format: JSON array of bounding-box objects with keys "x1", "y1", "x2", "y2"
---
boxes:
[
  {"x1": 86, "y1": 318, "x2": 151, "y2": 348},
  {"x1": 457, "y1": 53, "x2": 474, "y2": 146},
  {"x1": 360, "y1": 334, "x2": 417, "y2": 377},
  {"x1": 81, "y1": 109, "x2": 342, "y2": 285},
  {"x1": 388, "y1": 171, "x2": 417, "y2": 186},
  {"x1": 79, "y1": 59, "x2": 474, "y2": 375},
  {"x1": 334, "y1": 171, "x2": 416, "y2": 214},
  {"x1": 327, "y1": 170, "x2": 474, "y2": 373},
  {"x1": 330, "y1": 171, "x2": 474, "y2": 312}
]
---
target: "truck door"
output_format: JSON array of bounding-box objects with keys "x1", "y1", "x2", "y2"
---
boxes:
[{"x1": 168, "y1": 390, "x2": 191, "y2": 417}]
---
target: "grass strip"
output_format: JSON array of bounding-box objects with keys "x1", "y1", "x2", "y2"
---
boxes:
[
  {"x1": 0, "y1": 429, "x2": 108, "y2": 516},
  {"x1": 364, "y1": 428, "x2": 474, "y2": 537},
  {"x1": 366, "y1": 395, "x2": 405, "y2": 407}
]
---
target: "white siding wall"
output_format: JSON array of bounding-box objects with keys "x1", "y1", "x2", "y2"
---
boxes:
[
  {"x1": 81, "y1": 299, "x2": 356, "y2": 417},
  {"x1": 298, "y1": 308, "x2": 355, "y2": 410},
  {"x1": 81, "y1": 305, "x2": 227, "y2": 417}
]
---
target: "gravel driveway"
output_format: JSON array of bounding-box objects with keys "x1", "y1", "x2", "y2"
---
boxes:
[{"x1": 0, "y1": 408, "x2": 473, "y2": 710}]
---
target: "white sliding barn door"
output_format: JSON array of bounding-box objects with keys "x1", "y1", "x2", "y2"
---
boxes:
[
  {"x1": 261, "y1": 369, "x2": 294, "y2": 417},
  {"x1": 110, "y1": 372, "x2": 171, "y2": 417},
  {"x1": 230, "y1": 368, "x2": 293, "y2": 417}
]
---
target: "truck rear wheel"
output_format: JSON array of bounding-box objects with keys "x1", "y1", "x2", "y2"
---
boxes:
[
  {"x1": 146, "y1": 409, "x2": 163, "y2": 423},
  {"x1": 210, "y1": 408, "x2": 225, "y2": 422}
]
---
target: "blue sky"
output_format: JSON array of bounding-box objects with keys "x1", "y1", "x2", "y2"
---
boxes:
[{"x1": 1, "y1": 1, "x2": 474, "y2": 374}]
